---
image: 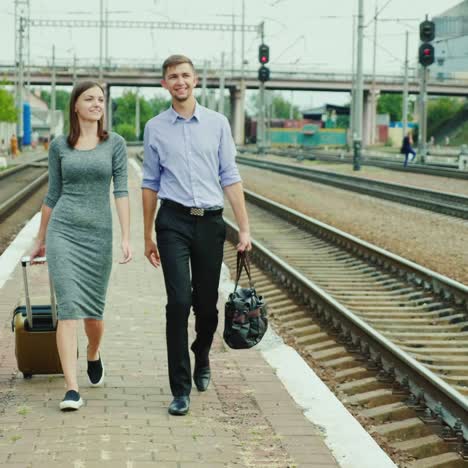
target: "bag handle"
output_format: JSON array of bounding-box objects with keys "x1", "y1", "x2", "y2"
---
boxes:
[
  {"x1": 21, "y1": 256, "x2": 57, "y2": 329},
  {"x1": 234, "y1": 251, "x2": 254, "y2": 292}
]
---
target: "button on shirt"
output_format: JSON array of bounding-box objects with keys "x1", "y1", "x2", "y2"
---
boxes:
[{"x1": 142, "y1": 102, "x2": 242, "y2": 208}]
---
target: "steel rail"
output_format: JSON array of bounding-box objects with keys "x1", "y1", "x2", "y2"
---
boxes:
[
  {"x1": 225, "y1": 189, "x2": 468, "y2": 439},
  {"x1": 236, "y1": 156, "x2": 468, "y2": 219},
  {"x1": 239, "y1": 147, "x2": 468, "y2": 180},
  {"x1": 0, "y1": 172, "x2": 48, "y2": 219}
]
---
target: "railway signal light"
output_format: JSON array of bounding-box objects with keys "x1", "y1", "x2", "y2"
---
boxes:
[
  {"x1": 258, "y1": 44, "x2": 269, "y2": 64},
  {"x1": 419, "y1": 20, "x2": 435, "y2": 42},
  {"x1": 258, "y1": 65, "x2": 270, "y2": 82},
  {"x1": 418, "y1": 19, "x2": 435, "y2": 67},
  {"x1": 419, "y1": 43, "x2": 435, "y2": 67}
]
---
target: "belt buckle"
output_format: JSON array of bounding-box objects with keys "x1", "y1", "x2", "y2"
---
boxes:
[{"x1": 190, "y1": 207, "x2": 204, "y2": 216}]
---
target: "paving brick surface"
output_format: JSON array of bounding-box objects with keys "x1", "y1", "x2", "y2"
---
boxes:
[{"x1": 0, "y1": 162, "x2": 339, "y2": 467}]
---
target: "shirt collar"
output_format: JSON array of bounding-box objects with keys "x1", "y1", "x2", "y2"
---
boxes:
[{"x1": 169, "y1": 101, "x2": 201, "y2": 124}]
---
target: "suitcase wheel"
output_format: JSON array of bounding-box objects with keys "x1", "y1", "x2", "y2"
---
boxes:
[{"x1": 23, "y1": 373, "x2": 32, "y2": 379}]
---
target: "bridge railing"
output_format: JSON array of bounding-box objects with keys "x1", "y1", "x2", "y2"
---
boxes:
[{"x1": 1, "y1": 62, "x2": 468, "y2": 86}]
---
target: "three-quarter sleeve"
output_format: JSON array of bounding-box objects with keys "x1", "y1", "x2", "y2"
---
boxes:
[
  {"x1": 218, "y1": 116, "x2": 242, "y2": 188},
  {"x1": 44, "y1": 139, "x2": 62, "y2": 208},
  {"x1": 112, "y1": 135, "x2": 129, "y2": 198},
  {"x1": 141, "y1": 121, "x2": 161, "y2": 192}
]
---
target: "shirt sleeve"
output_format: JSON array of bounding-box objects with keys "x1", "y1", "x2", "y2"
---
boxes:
[
  {"x1": 43, "y1": 139, "x2": 62, "y2": 208},
  {"x1": 218, "y1": 116, "x2": 242, "y2": 188},
  {"x1": 112, "y1": 135, "x2": 129, "y2": 198},
  {"x1": 142, "y1": 121, "x2": 161, "y2": 192}
]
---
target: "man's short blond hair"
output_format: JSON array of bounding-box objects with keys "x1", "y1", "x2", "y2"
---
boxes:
[{"x1": 162, "y1": 55, "x2": 196, "y2": 78}]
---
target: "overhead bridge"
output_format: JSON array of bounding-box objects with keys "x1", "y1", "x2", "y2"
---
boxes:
[{"x1": 2, "y1": 65, "x2": 468, "y2": 96}]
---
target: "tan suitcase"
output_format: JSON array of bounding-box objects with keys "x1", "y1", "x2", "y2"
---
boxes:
[{"x1": 11, "y1": 256, "x2": 63, "y2": 378}]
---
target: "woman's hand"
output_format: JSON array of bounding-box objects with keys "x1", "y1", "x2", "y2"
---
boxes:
[
  {"x1": 30, "y1": 239, "x2": 46, "y2": 264},
  {"x1": 119, "y1": 239, "x2": 133, "y2": 264}
]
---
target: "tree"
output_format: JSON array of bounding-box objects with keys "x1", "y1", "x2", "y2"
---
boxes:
[
  {"x1": 377, "y1": 93, "x2": 402, "y2": 121},
  {"x1": 114, "y1": 123, "x2": 136, "y2": 141},
  {"x1": 113, "y1": 91, "x2": 171, "y2": 140},
  {"x1": 0, "y1": 87, "x2": 17, "y2": 122},
  {"x1": 427, "y1": 97, "x2": 463, "y2": 137}
]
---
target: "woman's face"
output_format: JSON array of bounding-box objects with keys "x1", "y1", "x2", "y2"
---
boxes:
[{"x1": 75, "y1": 86, "x2": 105, "y2": 122}]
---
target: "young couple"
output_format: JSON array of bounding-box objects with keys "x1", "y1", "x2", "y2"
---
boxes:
[{"x1": 30, "y1": 54, "x2": 251, "y2": 415}]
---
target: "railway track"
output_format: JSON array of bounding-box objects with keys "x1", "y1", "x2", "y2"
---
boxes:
[
  {"x1": 223, "y1": 190, "x2": 468, "y2": 467},
  {"x1": 236, "y1": 155, "x2": 468, "y2": 220},
  {"x1": 0, "y1": 162, "x2": 49, "y2": 220},
  {"x1": 239, "y1": 147, "x2": 468, "y2": 180}
]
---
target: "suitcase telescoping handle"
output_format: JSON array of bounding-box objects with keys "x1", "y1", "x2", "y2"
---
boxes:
[{"x1": 21, "y1": 256, "x2": 57, "y2": 329}]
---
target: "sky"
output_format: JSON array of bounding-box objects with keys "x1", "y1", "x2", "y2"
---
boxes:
[{"x1": 0, "y1": 0, "x2": 462, "y2": 109}]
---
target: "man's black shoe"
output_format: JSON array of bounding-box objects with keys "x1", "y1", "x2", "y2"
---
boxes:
[
  {"x1": 194, "y1": 365, "x2": 211, "y2": 392},
  {"x1": 168, "y1": 396, "x2": 190, "y2": 416}
]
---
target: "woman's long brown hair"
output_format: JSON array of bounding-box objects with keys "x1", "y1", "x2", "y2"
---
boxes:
[{"x1": 67, "y1": 81, "x2": 109, "y2": 148}]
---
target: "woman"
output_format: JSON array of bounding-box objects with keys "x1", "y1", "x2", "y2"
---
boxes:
[{"x1": 30, "y1": 81, "x2": 132, "y2": 411}]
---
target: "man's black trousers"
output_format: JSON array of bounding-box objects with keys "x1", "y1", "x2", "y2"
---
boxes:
[{"x1": 155, "y1": 204, "x2": 226, "y2": 396}]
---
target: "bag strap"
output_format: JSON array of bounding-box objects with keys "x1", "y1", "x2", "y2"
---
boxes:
[{"x1": 234, "y1": 251, "x2": 254, "y2": 291}]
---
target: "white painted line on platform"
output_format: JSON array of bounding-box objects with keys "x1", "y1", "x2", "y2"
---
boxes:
[
  {"x1": 0, "y1": 213, "x2": 41, "y2": 289},
  {"x1": 219, "y1": 265, "x2": 397, "y2": 468}
]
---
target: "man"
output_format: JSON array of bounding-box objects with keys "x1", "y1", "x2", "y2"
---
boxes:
[{"x1": 142, "y1": 55, "x2": 251, "y2": 416}]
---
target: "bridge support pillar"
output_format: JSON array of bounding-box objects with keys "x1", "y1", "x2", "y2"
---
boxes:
[
  {"x1": 362, "y1": 90, "x2": 372, "y2": 146},
  {"x1": 106, "y1": 84, "x2": 112, "y2": 132},
  {"x1": 230, "y1": 82, "x2": 245, "y2": 146}
]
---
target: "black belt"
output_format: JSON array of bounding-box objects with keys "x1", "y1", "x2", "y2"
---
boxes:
[{"x1": 161, "y1": 199, "x2": 223, "y2": 217}]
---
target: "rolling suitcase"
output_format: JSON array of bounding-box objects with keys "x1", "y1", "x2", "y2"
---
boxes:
[{"x1": 11, "y1": 256, "x2": 63, "y2": 378}]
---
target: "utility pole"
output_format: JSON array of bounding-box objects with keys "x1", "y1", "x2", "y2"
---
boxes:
[
  {"x1": 107, "y1": 87, "x2": 112, "y2": 132},
  {"x1": 238, "y1": 0, "x2": 246, "y2": 145},
  {"x1": 105, "y1": 6, "x2": 109, "y2": 68},
  {"x1": 232, "y1": 12, "x2": 236, "y2": 75},
  {"x1": 289, "y1": 90, "x2": 293, "y2": 120},
  {"x1": 50, "y1": 44, "x2": 56, "y2": 135},
  {"x1": 370, "y1": 2, "x2": 378, "y2": 145},
  {"x1": 417, "y1": 16, "x2": 435, "y2": 164},
  {"x1": 99, "y1": 0, "x2": 103, "y2": 80},
  {"x1": 350, "y1": 13, "x2": 357, "y2": 148},
  {"x1": 418, "y1": 66, "x2": 429, "y2": 163},
  {"x1": 15, "y1": 0, "x2": 30, "y2": 104},
  {"x1": 402, "y1": 30, "x2": 409, "y2": 138},
  {"x1": 257, "y1": 23, "x2": 266, "y2": 154},
  {"x1": 73, "y1": 54, "x2": 77, "y2": 87},
  {"x1": 353, "y1": 0, "x2": 364, "y2": 171},
  {"x1": 201, "y1": 60, "x2": 208, "y2": 106},
  {"x1": 219, "y1": 52, "x2": 225, "y2": 115},
  {"x1": 16, "y1": 14, "x2": 25, "y2": 149},
  {"x1": 135, "y1": 88, "x2": 140, "y2": 140}
]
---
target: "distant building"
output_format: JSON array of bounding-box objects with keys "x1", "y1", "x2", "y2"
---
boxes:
[
  {"x1": 433, "y1": 1, "x2": 468, "y2": 79},
  {"x1": 302, "y1": 104, "x2": 350, "y2": 128},
  {"x1": 24, "y1": 89, "x2": 64, "y2": 139}
]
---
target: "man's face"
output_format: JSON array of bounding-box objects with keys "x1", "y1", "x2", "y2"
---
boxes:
[{"x1": 161, "y1": 63, "x2": 198, "y2": 102}]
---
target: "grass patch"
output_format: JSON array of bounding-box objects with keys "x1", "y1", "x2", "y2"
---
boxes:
[{"x1": 16, "y1": 405, "x2": 31, "y2": 416}]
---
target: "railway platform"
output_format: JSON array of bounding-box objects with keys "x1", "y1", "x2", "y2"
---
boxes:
[{"x1": 0, "y1": 160, "x2": 397, "y2": 467}]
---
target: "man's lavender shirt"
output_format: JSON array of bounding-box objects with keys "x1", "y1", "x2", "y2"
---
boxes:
[{"x1": 142, "y1": 102, "x2": 241, "y2": 208}]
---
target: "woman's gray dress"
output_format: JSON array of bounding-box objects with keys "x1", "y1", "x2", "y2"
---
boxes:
[{"x1": 44, "y1": 133, "x2": 128, "y2": 320}]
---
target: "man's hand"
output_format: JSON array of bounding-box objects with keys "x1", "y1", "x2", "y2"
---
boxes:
[
  {"x1": 237, "y1": 231, "x2": 251, "y2": 252},
  {"x1": 144, "y1": 238, "x2": 161, "y2": 268}
]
